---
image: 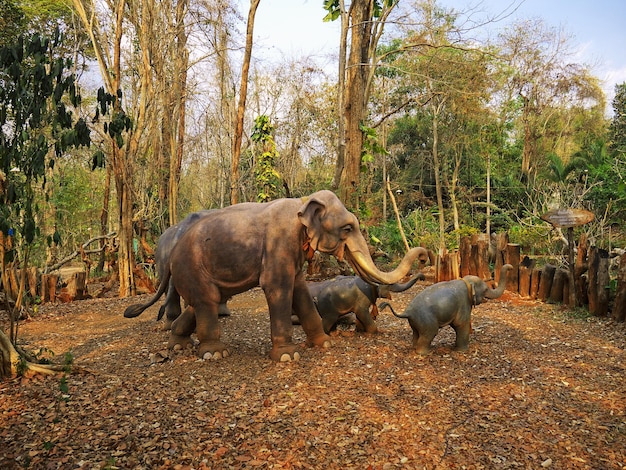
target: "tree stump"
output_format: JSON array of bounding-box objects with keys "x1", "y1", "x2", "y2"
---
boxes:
[
  {"x1": 518, "y1": 256, "x2": 536, "y2": 298},
  {"x1": 436, "y1": 250, "x2": 459, "y2": 282},
  {"x1": 27, "y1": 267, "x2": 39, "y2": 299},
  {"x1": 538, "y1": 264, "x2": 557, "y2": 301},
  {"x1": 612, "y1": 253, "x2": 626, "y2": 322},
  {"x1": 66, "y1": 272, "x2": 88, "y2": 301},
  {"x1": 40, "y1": 274, "x2": 59, "y2": 303}
]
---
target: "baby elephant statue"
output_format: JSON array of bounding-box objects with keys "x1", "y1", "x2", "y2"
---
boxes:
[
  {"x1": 309, "y1": 273, "x2": 425, "y2": 334},
  {"x1": 380, "y1": 264, "x2": 513, "y2": 355}
]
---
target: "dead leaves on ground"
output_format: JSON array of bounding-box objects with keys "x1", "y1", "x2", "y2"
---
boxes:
[{"x1": 1, "y1": 288, "x2": 625, "y2": 469}]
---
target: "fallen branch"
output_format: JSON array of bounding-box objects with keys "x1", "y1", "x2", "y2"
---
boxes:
[{"x1": 44, "y1": 232, "x2": 117, "y2": 273}]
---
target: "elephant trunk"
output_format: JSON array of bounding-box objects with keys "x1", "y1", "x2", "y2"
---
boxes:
[
  {"x1": 484, "y1": 264, "x2": 514, "y2": 299},
  {"x1": 389, "y1": 272, "x2": 424, "y2": 292},
  {"x1": 345, "y1": 246, "x2": 428, "y2": 286}
]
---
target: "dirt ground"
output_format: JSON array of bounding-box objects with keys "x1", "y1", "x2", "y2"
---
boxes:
[{"x1": 1, "y1": 270, "x2": 625, "y2": 469}]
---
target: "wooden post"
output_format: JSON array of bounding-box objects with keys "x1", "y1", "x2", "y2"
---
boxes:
[
  {"x1": 575, "y1": 234, "x2": 589, "y2": 307},
  {"x1": 549, "y1": 269, "x2": 568, "y2": 303},
  {"x1": 597, "y1": 249, "x2": 610, "y2": 317},
  {"x1": 474, "y1": 234, "x2": 491, "y2": 280},
  {"x1": 612, "y1": 253, "x2": 626, "y2": 322},
  {"x1": 459, "y1": 236, "x2": 472, "y2": 277},
  {"x1": 530, "y1": 266, "x2": 542, "y2": 299},
  {"x1": 588, "y1": 247, "x2": 610, "y2": 316},
  {"x1": 494, "y1": 232, "x2": 509, "y2": 276},
  {"x1": 538, "y1": 264, "x2": 556, "y2": 302},
  {"x1": 504, "y1": 243, "x2": 520, "y2": 293},
  {"x1": 518, "y1": 256, "x2": 535, "y2": 298}
]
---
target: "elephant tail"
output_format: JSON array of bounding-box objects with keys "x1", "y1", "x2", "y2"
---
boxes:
[
  {"x1": 379, "y1": 301, "x2": 408, "y2": 319},
  {"x1": 124, "y1": 270, "x2": 170, "y2": 318}
]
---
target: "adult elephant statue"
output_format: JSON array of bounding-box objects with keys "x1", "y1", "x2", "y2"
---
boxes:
[
  {"x1": 154, "y1": 210, "x2": 230, "y2": 330},
  {"x1": 380, "y1": 264, "x2": 513, "y2": 355},
  {"x1": 307, "y1": 272, "x2": 425, "y2": 334},
  {"x1": 124, "y1": 190, "x2": 425, "y2": 362}
]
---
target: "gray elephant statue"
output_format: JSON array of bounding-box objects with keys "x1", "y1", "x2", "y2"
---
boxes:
[
  {"x1": 154, "y1": 210, "x2": 231, "y2": 329},
  {"x1": 124, "y1": 190, "x2": 425, "y2": 362},
  {"x1": 306, "y1": 272, "x2": 425, "y2": 334},
  {"x1": 380, "y1": 264, "x2": 513, "y2": 355}
]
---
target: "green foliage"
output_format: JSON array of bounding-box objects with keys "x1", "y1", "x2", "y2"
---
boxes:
[
  {"x1": 252, "y1": 115, "x2": 282, "y2": 202},
  {"x1": 609, "y1": 82, "x2": 626, "y2": 156},
  {"x1": 0, "y1": 30, "x2": 90, "y2": 259},
  {"x1": 0, "y1": 0, "x2": 25, "y2": 47},
  {"x1": 360, "y1": 123, "x2": 388, "y2": 169}
]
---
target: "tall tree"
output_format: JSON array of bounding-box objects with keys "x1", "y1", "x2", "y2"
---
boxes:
[
  {"x1": 496, "y1": 18, "x2": 604, "y2": 185},
  {"x1": 231, "y1": 0, "x2": 260, "y2": 204},
  {"x1": 324, "y1": 0, "x2": 398, "y2": 209}
]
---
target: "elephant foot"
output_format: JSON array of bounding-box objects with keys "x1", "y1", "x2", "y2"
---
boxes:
[
  {"x1": 198, "y1": 341, "x2": 230, "y2": 361},
  {"x1": 412, "y1": 345, "x2": 432, "y2": 356},
  {"x1": 306, "y1": 332, "x2": 333, "y2": 350},
  {"x1": 454, "y1": 344, "x2": 469, "y2": 352},
  {"x1": 269, "y1": 344, "x2": 302, "y2": 362},
  {"x1": 168, "y1": 334, "x2": 194, "y2": 351},
  {"x1": 161, "y1": 318, "x2": 173, "y2": 331}
]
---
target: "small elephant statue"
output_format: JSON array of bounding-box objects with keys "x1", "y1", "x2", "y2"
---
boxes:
[
  {"x1": 380, "y1": 264, "x2": 513, "y2": 355},
  {"x1": 307, "y1": 273, "x2": 425, "y2": 334}
]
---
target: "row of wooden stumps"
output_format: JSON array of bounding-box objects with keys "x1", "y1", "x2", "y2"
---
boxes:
[
  {"x1": 435, "y1": 233, "x2": 626, "y2": 321},
  {"x1": 3, "y1": 267, "x2": 89, "y2": 303}
]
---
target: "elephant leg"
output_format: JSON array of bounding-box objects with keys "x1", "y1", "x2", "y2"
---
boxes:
[
  {"x1": 354, "y1": 307, "x2": 378, "y2": 334},
  {"x1": 314, "y1": 296, "x2": 340, "y2": 334},
  {"x1": 452, "y1": 310, "x2": 472, "y2": 351},
  {"x1": 279, "y1": 275, "x2": 331, "y2": 361},
  {"x1": 409, "y1": 317, "x2": 437, "y2": 355},
  {"x1": 161, "y1": 282, "x2": 182, "y2": 330},
  {"x1": 168, "y1": 306, "x2": 196, "y2": 350},
  {"x1": 194, "y1": 300, "x2": 229, "y2": 360}
]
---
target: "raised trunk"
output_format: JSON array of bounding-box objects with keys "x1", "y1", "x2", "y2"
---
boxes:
[
  {"x1": 346, "y1": 247, "x2": 428, "y2": 286},
  {"x1": 485, "y1": 264, "x2": 514, "y2": 299}
]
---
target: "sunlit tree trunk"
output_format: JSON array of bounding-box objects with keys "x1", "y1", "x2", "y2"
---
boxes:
[{"x1": 231, "y1": 0, "x2": 260, "y2": 205}]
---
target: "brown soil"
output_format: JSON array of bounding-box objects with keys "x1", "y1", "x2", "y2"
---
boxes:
[{"x1": 1, "y1": 272, "x2": 625, "y2": 469}]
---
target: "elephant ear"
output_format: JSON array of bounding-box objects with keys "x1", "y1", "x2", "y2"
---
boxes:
[{"x1": 298, "y1": 194, "x2": 327, "y2": 250}]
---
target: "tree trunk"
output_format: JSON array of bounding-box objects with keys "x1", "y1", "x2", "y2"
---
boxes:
[
  {"x1": 231, "y1": 0, "x2": 260, "y2": 205},
  {"x1": 339, "y1": 0, "x2": 372, "y2": 210}
]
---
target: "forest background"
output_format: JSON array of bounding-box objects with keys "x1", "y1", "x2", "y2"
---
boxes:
[{"x1": 1, "y1": 0, "x2": 625, "y2": 306}]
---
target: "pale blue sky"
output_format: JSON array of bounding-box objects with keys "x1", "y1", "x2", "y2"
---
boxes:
[{"x1": 252, "y1": 0, "x2": 626, "y2": 110}]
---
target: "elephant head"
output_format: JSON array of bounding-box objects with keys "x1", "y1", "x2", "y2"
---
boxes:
[
  {"x1": 463, "y1": 264, "x2": 514, "y2": 304},
  {"x1": 298, "y1": 190, "x2": 429, "y2": 285}
]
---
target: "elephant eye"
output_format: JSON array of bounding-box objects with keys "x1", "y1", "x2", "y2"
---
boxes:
[{"x1": 340, "y1": 224, "x2": 353, "y2": 239}]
